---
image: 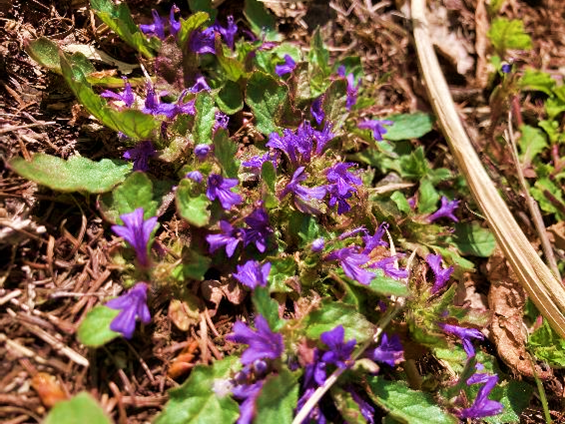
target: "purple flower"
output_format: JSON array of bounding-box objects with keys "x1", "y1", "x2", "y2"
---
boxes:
[
  {"x1": 275, "y1": 54, "x2": 296, "y2": 77},
  {"x1": 194, "y1": 144, "x2": 212, "y2": 160},
  {"x1": 339, "y1": 226, "x2": 367, "y2": 240},
  {"x1": 347, "y1": 388, "x2": 375, "y2": 424},
  {"x1": 106, "y1": 282, "x2": 151, "y2": 339},
  {"x1": 362, "y1": 222, "x2": 389, "y2": 254},
  {"x1": 280, "y1": 167, "x2": 327, "y2": 215},
  {"x1": 168, "y1": 4, "x2": 180, "y2": 37},
  {"x1": 216, "y1": 15, "x2": 238, "y2": 49},
  {"x1": 189, "y1": 27, "x2": 216, "y2": 54},
  {"x1": 123, "y1": 141, "x2": 156, "y2": 172},
  {"x1": 206, "y1": 220, "x2": 242, "y2": 257},
  {"x1": 214, "y1": 111, "x2": 230, "y2": 131},
  {"x1": 142, "y1": 85, "x2": 195, "y2": 119},
  {"x1": 326, "y1": 247, "x2": 375, "y2": 285},
  {"x1": 358, "y1": 119, "x2": 394, "y2": 142},
  {"x1": 233, "y1": 260, "x2": 271, "y2": 290},
  {"x1": 439, "y1": 323, "x2": 484, "y2": 358},
  {"x1": 297, "y1": 349, "x2": 328, "y2": 423},
  {"x1": 139, "y1": 9, "x2": 166, "y2": 40},
  {"x1": 460, "y1": 375, "x2": 503, "y2": 419},
  {"x1": 427, "y1": 196, "x2": 460, "y2": 223},
  {"x1": 243, "y1": 207, "x2": 272, "y2": 253},
  {"x1": 206, "y1": 174, "x2": 242, "y2": 210},
  {"x1": 338, "y1": 66, "x2": 360, "y2": 110},
  {"x1": 242, "y1": 151, "x2": 279, "y2": 174},
  {"x1": 369, "y1": 333, "x2": 404, "y2": 367},
  {"x1": 313, "y1": 122, "x2": 334, "y2": 155},
  {"x1": 101, "y1": 77, "x2": 135, "y2": 108},
  {"x1": 226, "y1": 315, "x2": 284, "y2": 365},
  {"x1": 232, "y1": 380, "x2": 264, "y2": 424},
  {"x1": 311, "y1": 97, "x2": 325, "y2": 125},
  {"x1": 189, "y1": 76, "x2": 211, "y2": 93},
  {"x1": 426, "y1": 254, "x2": 454, "y2": 293},
  {"x1": 111, "y1": 208, "x2": 158, "y2": 268},
  {"x1": 370, "y1": 256, "x2": 409, "y2": 280},
  {"x1": 311, "y1": 237, "x2": 325, "y2": 253},
  {"x1": 501, "y1": 63, "x2": 512, "y2": 74},
  {"x1": 185, "y1": 170, "x2": 203, "y2": 183},
  {"x1": 320, "y1": 325, "x2": 356, "y2": 369},
  {"x1": 326, "y1": 163, "x2": 361, "y2": 196}
]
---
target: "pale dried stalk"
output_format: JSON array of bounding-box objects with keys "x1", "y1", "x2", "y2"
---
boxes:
[{"x1": 411, "y1": 0, "x2": 565, "y2": 338}]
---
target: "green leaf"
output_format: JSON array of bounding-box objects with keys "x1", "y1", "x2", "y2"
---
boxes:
[
  {"x1": 59, "y1": 53, "x2": 159, "y2": 140},
  {"x1": 308, "y1": 28, "x2": 330, "y2": 77},
  {"x1": 90, "y1": 0, "x2": 157, "y2": 58},
  {"x1": 528, "y1": 319, "x2": 565, "y2": 367},
  {"x1": 176, "y1": 179, "x2": 211, "y2": 227},
  {"x1": 187, "y1": 0, "x2": 217, "y2": 22},
  {"x1": 174, "y1": 250, "x2": 212, "y2": 281},
  {"x1": 262, "y1": 160, "x2": 277, "y2": 194},
  {"x1": 26, "y1": 37, "x2": 95, "y2": 76},
  {"x1": 488, "y1": 18, "x2": 532, "y2": 55},
  {"x1": 417, "y1": 179, "x2": 439, "y2": 214},
  {"x1": 244, "y1": 0, "x2": 280, "y2": 42},
  {"x1": 266, "y1": 255, "x2": 296, "y2": 293},
  {"x1": 366, "y1": 377, "x2": 458, "y2": 424},
  {"x1": 194, "y1": 92, "x2": 217, "y2": 145},
  {"x1": 452, "y1": 222, "x2": 496, "y2": 257},
  {"x1": 531, "y1": 177, "x2": 565, "y2": 220},
  {"x1": 518, "y1": 124, "x2": 547, "y2": 164},
  {"x1": 399, "y1": 147, "x2": 430, "y2": 180},
  {"x1": 519, "y1": 69, "x2": 555, "y2": 96},
  {"x1": 177, "y1": 12, "x2": 210, "y2": 48},
  {"x1": 44, "y1": 392, "x2": 112, "y2": 424},
  {"x1": 383, "y1": 113, "x2": 434, "y2": 141},
  {"x1": 321, "y1": 79, "x2": 348, "y2": 131},
  {"x1": 213, "y1": 129, "x2": 240, "y2": 178},
  {"x1": 77, "y1": 306, "x2": 120, "y2": 347},
  {"x1": 365, "y1": 272, "x2": 410, "y2": 297},
  {"x1": 99, "y1": 172, "x2": 159, "y2": 223},
  {"x1": 217, "y1": 81, "x2": 244, "y2": 114},
  {"x1": 390, "y1": 191, "x2": 412, "y2": 214},
  {"x1": 10, "y1": 154, "x2": 131, "y2": 193},
  {"x1": 304, "y1": 300, "x2": 376, "y2": 344},
  {"x1": 216, "y1": 42, "x2": 246, "y2": 82},
  {"x1": 155, "y1": 357, "x2": 240, "y2": 424},
  {"x1": 255, "y1": 368, "x2": 299, "y2": 424},
  {"x1": 246, "y1": 72, "x2": 288, "y2": 135},
  {"x1": 252, "y1": 286, "x2": 283, "y2": 331}
]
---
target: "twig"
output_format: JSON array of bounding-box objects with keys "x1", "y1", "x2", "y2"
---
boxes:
[
  {"x1": 411, "y1": 0, "x2": 565, "y2": 338},
  {"x1": 505, "y1": 115, "x2": 561, "y2": 280}
]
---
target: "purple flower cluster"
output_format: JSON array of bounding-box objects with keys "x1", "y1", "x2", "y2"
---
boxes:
[
  {"x1": 266, "y1": 121, "x2": 335, "y2": 167},
  {"x1": 142, "y1": 84, "x2": 195, "y2": 119},
  {"x1": 139, "y1": 5, "x2": 180, "y2": 40},
  {"x1": 206, "y1": 207, "x2": 273, "y2": 257},
  {"x1": 226, "y1": 315, "x2": 284, "y2": 423},
  {"x1": 101, "y1": 77, "x2": 135, "y2": 108},
  {"x1": 206, "y1": 174, "x2": 242, "y2": 210},
  {"x1": 325, "y1": 162, "x2": 362, "y2": 214},
  {"x1": 106, "y1": 282, "x2": 151, "y2": 339},
  {"x1": 275, "y1": 54, "x2": 297, "y2": 77},
  {"x1": 111, "y1": 208, "x2": 158, "y2": 268},
  {"x1": 460, "y1": 372, "x2": 503, "y2": 419},
  {"x1": 325, "y1": 246, "x2": 375, "y2": 285},
  {"x1": 426, "y1": 253, "x2": 454, "y2": 293},
  {"x1": 233, "y1": 260, "x2": 271, "y2": 290},
  {"x1": 123, "y1": 141, "x2": 156, "y2": 172},
  {"x1": 368, "y1": 333, "x2": 404, "y2": 367},
  {"x1": 439, "y1": 323, "x2": 484, "y2": 358},
  {"x1": 280, "y1": 167, "x2": 327, "y2": 215}
]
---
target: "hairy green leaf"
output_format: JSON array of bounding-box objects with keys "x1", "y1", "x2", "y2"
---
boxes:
[
  {"x1": 452, "y1": 222, "x2": 496, "y2": 257},
  {"x1": 77, "y1": 306, "x2": 120, "y2": 347},
  {"x1": 488, "y1": 18, "x2": 532, "y2": 55},
  {"x1": 10, "y1": 154, "x2": 131, "y2": 193},
  {"x1": 155, "y1": 357, "x2": 240, "y2": 424},
  {"x1": 194, "y1": 92, "x2": 217, "y2": 145},
  {"x1": 246, "y1": 72, "x2": 288, "y2": 135},
  {"x1": 252, "y1": 286, "x2": 283, "y2": 331},
  {"x1": 255, "y1": 368, "x2": 299, "y2": 424},
  {"x1": 44, "y1": 392, "x2": 112, "y2": 424},
  {"x1": 176, "y1": 179, "x2": 211, "y2": 227},
  {"x1": 217, "y1": 80, "x2": 244, "y2": 114},
  {"x1": 367, "y1": 377, "x2": 458, "y2": 424},
  {"x1": 384, "y1": 112, "x2": 434, "y2": 141},
  {"x1": 244, "y1": 0, "x2": 280, "y2": 42},
  {"x1": 213, "y1": 129, "x2": 240, "y2": 178}
]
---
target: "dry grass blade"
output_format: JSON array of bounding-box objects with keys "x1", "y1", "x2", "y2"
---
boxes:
[{"x1": 411, "y1": 0, "x2": 565, "y2": 338}]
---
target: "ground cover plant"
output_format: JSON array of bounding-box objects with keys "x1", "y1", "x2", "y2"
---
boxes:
[{"x1": 2, "y1": 0, "x2": 565, "y2": 422}]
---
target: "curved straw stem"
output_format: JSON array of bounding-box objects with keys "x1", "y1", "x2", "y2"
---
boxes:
[{"x1": 411, "y1": 0, "x2": 565, "y2": 338}]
